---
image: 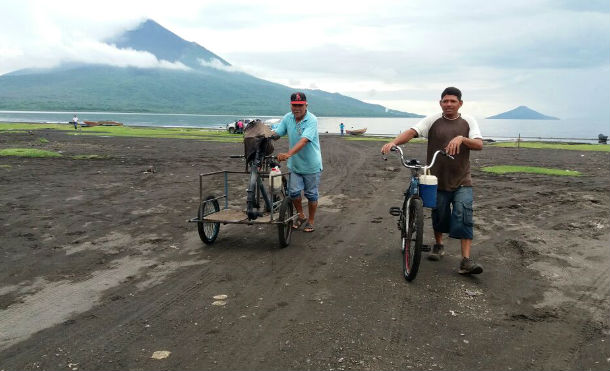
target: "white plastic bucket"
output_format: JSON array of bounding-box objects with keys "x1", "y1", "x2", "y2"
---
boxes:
[
  {"x1": 419, "y1": 174, "x2": 438, "y2": 208},
  {"x1": 269, "y1": 166, "x2": 282, "y2": 194}
]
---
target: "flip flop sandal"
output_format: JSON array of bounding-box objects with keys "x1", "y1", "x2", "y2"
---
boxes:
[
  {"x1": 293, "y1": 216, "x2": 307, "y2": 229},
  {"x1": 303, "y1": 222, "x2": 315, "y2": 233}
]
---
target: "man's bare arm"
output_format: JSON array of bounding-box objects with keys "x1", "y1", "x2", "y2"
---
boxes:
[
  {"x1": 277, "y1": 137, "x2": 310, "y2": 161},
  {"x1": 381, "y1": 128, "x2": 418, "y2": 154},
  {"x1": 445, "y1": 136, "x2": 483, "y2": 156}
]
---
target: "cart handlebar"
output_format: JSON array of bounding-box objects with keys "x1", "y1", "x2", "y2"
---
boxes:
[{"x1": 230, "y1": 154, "x2": 279, "y2": 161}]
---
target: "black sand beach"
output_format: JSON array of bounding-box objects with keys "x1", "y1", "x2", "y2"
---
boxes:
[{"x1": 1, "y1": 129, "x2": 609, "y2": 370}]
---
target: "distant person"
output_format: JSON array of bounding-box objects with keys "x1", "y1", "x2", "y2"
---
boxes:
[
  {"x1": 340, "y1": 122, "x2": 345, "y2": 136},
  {"x1": 381, "y1": 87, "x2": 484, "y2": 275},
  {"x1": 237, "y1": 120, "x2": 244, "y2": 132},
  {"x1": 72, "y1": 114, "x2": 78, "y2": 130},
  {"x1": 273, "y1": 92, "x2": 323, "y2": 233}
]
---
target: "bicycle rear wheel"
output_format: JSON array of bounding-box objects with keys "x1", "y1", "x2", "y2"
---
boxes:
[{"x1": 402, "y1": 197, "x2": 423, "y2": 281}]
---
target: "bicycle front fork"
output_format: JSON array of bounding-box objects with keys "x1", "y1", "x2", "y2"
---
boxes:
[{"x1": 246, "y1": 168, "x2": 274, "y2": 220}]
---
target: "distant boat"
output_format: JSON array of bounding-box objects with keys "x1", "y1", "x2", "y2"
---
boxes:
[
  {"x1": 82, "y1": 121, "x2": 124, "y2": 127},
  {"x1": 346, "y1": 128, "x2": 367, "y2": 136}
]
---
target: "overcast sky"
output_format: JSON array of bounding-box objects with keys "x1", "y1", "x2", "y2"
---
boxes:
[{"x1": 1, "y1": 0, "x2": 608, "y2": 119}]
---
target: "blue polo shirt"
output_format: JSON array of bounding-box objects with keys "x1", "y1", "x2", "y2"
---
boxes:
[{"x1": 274, "y1": 111, "x2": 323, "y2": 174}]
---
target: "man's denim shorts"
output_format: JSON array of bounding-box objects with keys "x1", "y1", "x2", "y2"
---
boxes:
[
  {"x1": 288, "y1": 172, "x2": 321, "y2": 201},
  {"x1": 431, "y1": 186, "x2": 474, "y2": 239}
]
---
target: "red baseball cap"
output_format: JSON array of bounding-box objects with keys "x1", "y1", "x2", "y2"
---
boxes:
[{"x1": 290, "y1": 92, "x2": 307, "y2": 104}]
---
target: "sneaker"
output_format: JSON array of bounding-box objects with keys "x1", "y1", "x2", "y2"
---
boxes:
[
  {"x1": 428, "y1": 244, "x2": 445, "y2": 261},
  {"x1": 458, "y1": 257, "x2": 483, "y2": 275}
]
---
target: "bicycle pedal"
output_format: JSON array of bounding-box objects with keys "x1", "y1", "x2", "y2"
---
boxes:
[
  {"x1": 389, "y1": 207, "x2": 402, "y2": 216},
  {"x1": 421, "y1": 244, "x2": 431, "y2": 252}
]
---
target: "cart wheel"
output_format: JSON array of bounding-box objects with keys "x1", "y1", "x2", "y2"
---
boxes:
[
  {"x1": 198, "y1": 195, "x2": 220, "y2": 244},
  {"x1": 228, "y1": 127, "x2": 235, "y2": 134},
  {"x1": 278, "y1": 197, "x2": 294, "y2": 248}
]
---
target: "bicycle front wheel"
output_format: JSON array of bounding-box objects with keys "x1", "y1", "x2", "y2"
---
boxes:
[
  {"x1": 277, "y1": 196, "x2": 294, "y2": 248},
  {"x1": 402, "y1": 197, "x2": 423, "y2": 281}
]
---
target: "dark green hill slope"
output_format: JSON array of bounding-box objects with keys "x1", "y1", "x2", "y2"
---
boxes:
[
  {"x1": 0, "y1": 19, "x2": 421, "y2": 117},
  {"x1": 0, "y1": 65, "x2": 416, "y2": 116}
]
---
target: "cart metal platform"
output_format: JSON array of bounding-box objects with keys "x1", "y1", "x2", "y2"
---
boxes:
[
  {"x1": 189, "y1": 207, "x2": 296, "y2": 225},
  {"x1": 186, "y1": 170, "x2": 296, "y2": 225}
]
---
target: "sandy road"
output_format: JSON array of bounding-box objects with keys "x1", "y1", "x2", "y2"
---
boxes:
[{"x1": 0, "y1": 130, "x2": 608, "y2": 370}]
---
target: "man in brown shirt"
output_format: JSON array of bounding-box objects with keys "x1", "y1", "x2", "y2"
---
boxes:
[{"x1": 381, "y1": 87, "x2": 484, "y2": 274}]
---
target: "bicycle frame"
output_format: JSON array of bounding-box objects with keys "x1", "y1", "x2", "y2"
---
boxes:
[
  {"x1": 247, "y1": 147, "x2": 283, "y2": 220},
  {"x1": 405, "y1": 168, "x2": 421, "y2": 198}
]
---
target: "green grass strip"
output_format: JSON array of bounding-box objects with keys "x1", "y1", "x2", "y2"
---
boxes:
[
  {"x1": 0, "y1": 123, "x2": 62, "y2": 131},
  {"x1": 344, "y1": 136, "x2": 401, "y2": 142},
  {"x1": 343, "y1": 136, "x2": 426, "y2": 143},
  {"x1": 490, "y1": 141, "x2": 610, "y2": 152},
  {"x1": 482, "y1": 165, "x2": 581, "y2": 176},
  {"x1": 0, "y1": 148, "x2": 62, "y2": 158},
  {"x1": 0, "y1": 123, "x2": 242, "y2": 142},
  {"x1": 70, "y1": 131, "x2": 242, "y2": 143},
  {"x1": 73, "y1": 154, "x2": 111, "y2": 160}
]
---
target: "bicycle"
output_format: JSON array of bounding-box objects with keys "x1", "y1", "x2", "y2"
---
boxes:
[
  {"x1": 245, "y1": 144, "x2": 294, "y2": 247},
  {"x1": 386, "y1": 146, "x2": 453, "y2": 281}
]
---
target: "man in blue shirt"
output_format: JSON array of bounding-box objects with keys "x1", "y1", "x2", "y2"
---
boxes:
[{"x1": 273, "y1": 92, "x2": 323, "y2": 233}]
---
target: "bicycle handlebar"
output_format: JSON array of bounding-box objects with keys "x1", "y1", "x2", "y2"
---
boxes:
[{"x1": 389, "y1": 146, "x2": 454, "y2": 171}]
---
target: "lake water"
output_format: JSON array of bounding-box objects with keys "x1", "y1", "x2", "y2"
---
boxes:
[{"x1": 1, "y1": 110, "x2": 607, "y2": 143}]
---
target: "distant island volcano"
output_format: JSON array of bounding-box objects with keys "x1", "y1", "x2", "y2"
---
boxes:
[{"x1": 487, "y1": 106, "x2": 559, "y2": 120}]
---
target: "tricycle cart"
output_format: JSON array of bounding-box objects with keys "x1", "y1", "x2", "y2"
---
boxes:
[{"x1": 188, "y1": 120, "x2": 297, "y2": 247}]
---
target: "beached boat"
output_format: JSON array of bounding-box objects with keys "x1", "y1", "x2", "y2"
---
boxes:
[
  {"x1": 82, "y1": 121, "x2": 124, "y2": 127},
  {"x1": 346, "y1": 128, "x2": 367, "y2": 136}
]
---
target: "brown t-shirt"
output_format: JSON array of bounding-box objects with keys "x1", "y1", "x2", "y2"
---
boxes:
[{"x1": 412, "y1": 113, "x2": 482, "y2": 191}]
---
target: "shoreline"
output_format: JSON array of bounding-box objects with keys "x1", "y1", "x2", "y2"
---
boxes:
[{"x1": 1, "y1": 120, "x2": 607, "y2": 145}]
